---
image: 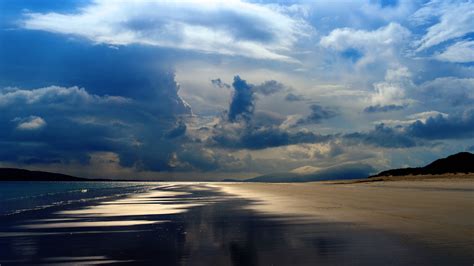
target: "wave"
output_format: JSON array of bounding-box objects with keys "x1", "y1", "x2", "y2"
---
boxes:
[{"x1": 0, "y1": 183, "x2": 154, "y2": 216}]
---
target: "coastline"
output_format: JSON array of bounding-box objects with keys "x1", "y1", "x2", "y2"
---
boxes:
[{"x1": 1, "y1": 180, "x2": 472, "y2": 264}]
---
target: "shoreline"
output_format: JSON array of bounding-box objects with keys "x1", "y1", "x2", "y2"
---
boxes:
[{"x1": 1, "y1": 180, "x2": 472, "y2": 264}]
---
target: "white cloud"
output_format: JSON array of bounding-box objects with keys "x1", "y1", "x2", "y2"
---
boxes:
[
  {"x1": 21, "y1": 0, "x2": 309, "y2": 62},
  {"x1": 407, "y1": 111, "x2": 448, "y2": 121},
  {"x1": 15, "y1": 116, "x2": 46, "y2": 130},
  {"x1": 0, "y1": 86, "x2": 130, "y2": 106},
  {"x1": 320, "y1": 23, "x2": 411, "y2": 66},
  {"x1": 435, "y1": 40, "x2": 474, "y2": 63},
  {"x1": 370, "y1": 66, "x2": 414, "y2": 106},
  {"x1": 320, "y1": 23, "x2": 409, "y2": 51},
  {"x1": 413, "y1": 0, "x2": 474, "y2": 52}
]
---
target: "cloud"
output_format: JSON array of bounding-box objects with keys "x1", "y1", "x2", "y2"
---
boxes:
[
  {"x1": 0, "y1": 84, "x2": 193, "y2": 172},
  {"x1": 0, "y1": 28, "x2": 193, "y2": 116},
  {"x1": 346, "y1": 108, "x2": 474, "y2": 148},
  {"x1": 296, "y1": 104, "x2": 338, "y2": 125},
  {"x1": 20, "y1": 0, "x2": 309, "y2": 61},
  {"x1": 14, "y1": 116, "x2": 46, "y2": 130},
  {"x1": 364, "y1": 104, "x2": 405, "y2": 113},
  {"x1": 407, "y1": 108, "x2": 474, "y2": 139},
  {"x1": 0, "y1": 86, "x2": 129, "y2": 106},
  {"x1": 211, "y1": 78, "x2": 230, "y2": 89},
  {"x1": 320, "y1": 22, "x2": 410, "y2": 65},
  {"x1": 211, "y1": 123, "x2": 330, "y2": 150},
  {"x1": 435, "y1": 40, "x2": 474, "y2": 63},
  {"x1": 253, "y1": 80, "x2": 285, "y2": 95},
  {"x1": 228, "y1": 76, "x2": 255, "y2": 122},
  {"x1": 413, "y1": 0, "x2": 474, "y2": 52},
  {"x1": 226, "y1": 76, "x2": 289, "y2": 122},
  {"x1": 345, "y1": 123, "x2": 418, "y2": 148},
  {"x1": 209, "y1": 75, "x2": 333, "y2": 150},
  {"x1": 417, "y1": 77, "x2": 474, "y2": 106},
  {"x1": 165, "y1": 121, "x2": 187, "y2": 139},
  {"x1": 369, "y1": 66, "x2": 414, "y2": 106},
  {"x1": 284, "y1": 93, "x2": 305, "y2": 102},
  {"x1": 375, "y1": 111, "x2": 448, "y2": 126}
]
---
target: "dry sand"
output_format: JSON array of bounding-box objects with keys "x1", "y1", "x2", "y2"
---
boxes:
[{"x1": 214, "y1": 174, "x2": 474, "y2": 255}]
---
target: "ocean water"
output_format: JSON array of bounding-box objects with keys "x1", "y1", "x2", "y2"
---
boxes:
[{"x1": 0, "y1": 181, "x2": 153, "y2": 216}]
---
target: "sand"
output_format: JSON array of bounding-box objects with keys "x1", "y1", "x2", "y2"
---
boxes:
[{"x1": 214, "y1": 175, "x2": 474, "y2": 255}]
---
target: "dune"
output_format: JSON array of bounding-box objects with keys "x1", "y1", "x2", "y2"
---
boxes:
[{"x1": 214, "y1": 174, "x2": 474, "y2": 256}]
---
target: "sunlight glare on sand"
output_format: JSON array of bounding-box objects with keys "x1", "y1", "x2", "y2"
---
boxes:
[
  {"x1": 17, "y1": 220, "x2": 163, "y2": 229},
  {"x1": 17, "y1": 186, "x2": 207, "y2": 229}
]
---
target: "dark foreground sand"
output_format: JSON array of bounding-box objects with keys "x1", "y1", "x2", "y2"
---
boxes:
[{"x1": 215, "y1": 175, "x2": 474, "y2": 257}]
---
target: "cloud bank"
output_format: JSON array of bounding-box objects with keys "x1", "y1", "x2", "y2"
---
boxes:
[{"x1": 21, "y1": 0, "x2": 308, "y2": 61}]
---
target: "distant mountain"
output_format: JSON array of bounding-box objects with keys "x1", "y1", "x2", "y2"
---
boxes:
[
  {"x1": 0, "y1": 168, "x2": 93, "y2": 181},
  {"x1": 245, "y1": 163, "x2": 375, "y2": 183},
  {"x1": 370, "y1": 152, "x2": 474, "y2": 178}
]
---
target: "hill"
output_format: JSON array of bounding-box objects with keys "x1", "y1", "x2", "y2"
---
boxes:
[
  {"x1": 0, "y1": 168, "x2": 92, "y2": 181},
  {"x1": 371, "y1": 152, "x2": 474, "y2": 178}
]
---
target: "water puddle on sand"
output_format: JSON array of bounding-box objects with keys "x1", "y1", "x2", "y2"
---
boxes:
[{"x1": 0, "y1": 184, "x2": 470, "y2": 265}]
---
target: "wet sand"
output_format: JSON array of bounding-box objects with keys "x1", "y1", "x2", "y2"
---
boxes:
[
  {"x1": 0, "y1": 181, "x2": 472, "y2": 265},
  {"x1": 216, "y1": 176, "x2": 474, "y2": 259}
]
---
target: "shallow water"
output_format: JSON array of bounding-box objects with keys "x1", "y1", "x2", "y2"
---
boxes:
[
  {"x1": 0, "y1": 183, "x2": 469, "y2": 265},
  {"x1": 0, "y1": 181, "x2": 153, "y2": 215}
]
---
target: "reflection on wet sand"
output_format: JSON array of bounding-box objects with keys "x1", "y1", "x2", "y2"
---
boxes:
[
  {"x1": 18, "y1": 220, "x2": 162, "y2": 229},
  {"x1": 0, "y1": 183, "x2": 470, "y2": 265},
  {"x1": 17, "y1": 187, "x2": 201, "y2": 229}
]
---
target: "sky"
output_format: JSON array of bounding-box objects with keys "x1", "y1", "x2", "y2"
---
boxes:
[{"x1": 0, "y1": 0, "x2": 473, "y2": 180}]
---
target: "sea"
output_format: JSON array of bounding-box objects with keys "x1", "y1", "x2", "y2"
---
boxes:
[{"x1": 0, "y1": 181, "x2": 153, "y2": 216}]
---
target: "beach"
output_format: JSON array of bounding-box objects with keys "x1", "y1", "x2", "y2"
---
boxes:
[
  {"x1": 216, "y1": 175, "x2": 474, "y2": 258},
  {"x1": 0, "y1": 177, "x2": 472, "y2": 265}
]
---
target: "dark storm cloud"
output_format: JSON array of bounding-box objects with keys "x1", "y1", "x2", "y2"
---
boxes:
[
  {"x1": 0, "y1": 86, "x2": 131, "y2": 165},
  {"x1": 285, "y1": 93, "x2": 305, "y2": 102},
  {"x1": 0, "y1": 84, "x2": 191, "y2": 172},
  {"x1": 211, "y1": 125, "x2": 330, "y2": 150},
  {"x1": 344, "y1": 124, "x2": 418, "y2": 148},
  {"x1": 406, "y1": 109, "x2": 474, "y2": 139},
  {"x1": 217, "y1": 76, "x2": 290, "y2": 123},
  {"x1": 297, "y1": 104, "x2": 339, "y2": 125},
  {"x1": 0, "y1": 30, "x2": 191, "y2": 116},
  {"x1": 363, "y1": 104, "x2": 405, "y2": 113},
  {"x1": 228, "y1": 76, "x2": 255, "y2": 122},
  {"x1": 345, "y1": 109, "x2": 474, "y2": 148},
  {"x1": 0, "y1": 24, "x2": 200, "y2": 172},
  {"x1": 210, "y1": 76, "x2": 332, "y2": 150}
]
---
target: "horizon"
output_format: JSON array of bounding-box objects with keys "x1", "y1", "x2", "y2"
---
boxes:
[{"x1": 1, "y1": 0, "x2": 473, "y2": 181}]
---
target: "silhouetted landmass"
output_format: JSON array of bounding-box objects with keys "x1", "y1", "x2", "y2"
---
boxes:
[
  {"x1": 0, "y1": 168, "x2": 91, "y2": 181},
  {"x1": 0, "y1": 168, "x2": 166, "y2": 182},
  {"x1": 370, "y1": 152, "x2": 474, "y2": 178}
]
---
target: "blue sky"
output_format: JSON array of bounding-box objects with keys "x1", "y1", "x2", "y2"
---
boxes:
[{"x1": 0, "y1": 0, "x2": 473, "y2": 180}]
